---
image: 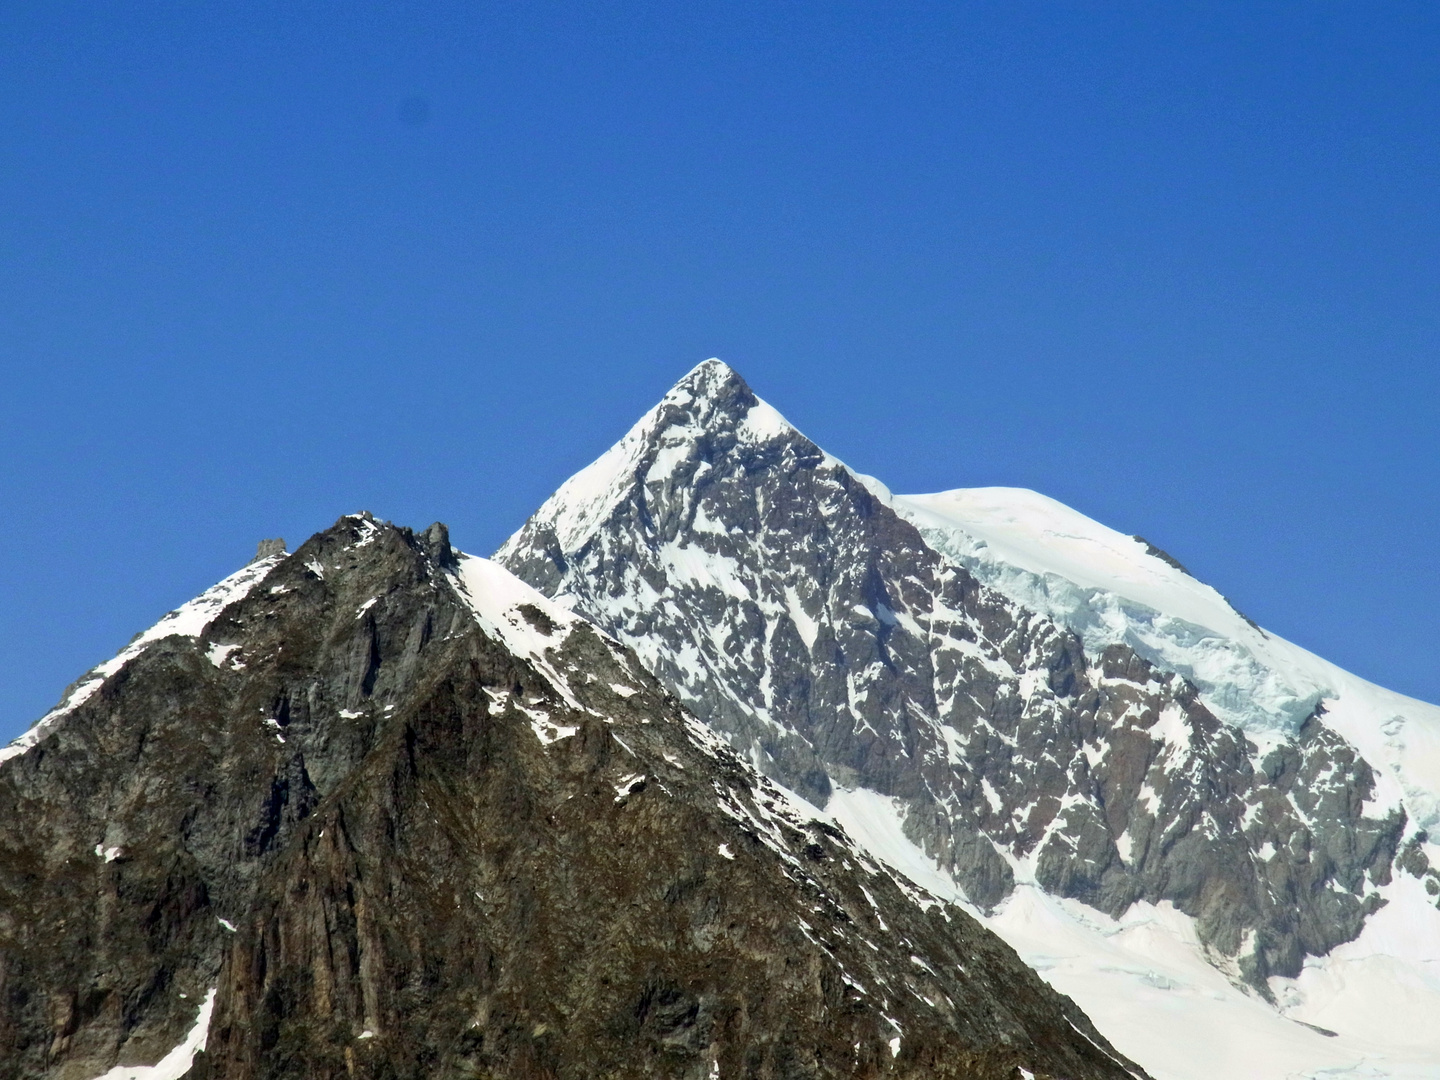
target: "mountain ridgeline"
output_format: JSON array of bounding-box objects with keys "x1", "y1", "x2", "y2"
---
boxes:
[{"x1": 0, "y1": 514, "x2": 1143, "y2": 1079}]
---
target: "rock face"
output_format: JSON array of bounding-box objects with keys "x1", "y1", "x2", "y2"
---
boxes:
[
  {"x1": 0, "y1": 513, "x2": 1143, "y2": 1080},
  {"x1": 496, "y1": 359, "x2": 1414, "y2": 990}
]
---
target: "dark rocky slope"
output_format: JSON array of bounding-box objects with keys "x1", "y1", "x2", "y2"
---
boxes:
[
  {"x1": 0, "y1": 514, "x2": 1143, "y2": 1080},
  {"x1": 496, "y1": 360, "x2": 1406, "y2": 991}
]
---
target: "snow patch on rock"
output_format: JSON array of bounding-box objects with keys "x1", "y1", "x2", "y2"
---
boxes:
[
  {"x1": 449, "y1": 554, "x2": 590, "y2": 708},
  {"x1": 1, "y1": 556, "x2": 283, "y2": 766},
  {"x1": 87, "y1": 987, "x2": 216, "y2": 1080}
]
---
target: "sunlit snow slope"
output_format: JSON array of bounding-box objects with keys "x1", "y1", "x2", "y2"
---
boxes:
[{"x1": 806, "y1": 785, "x2": 1440, "y2": 1080}]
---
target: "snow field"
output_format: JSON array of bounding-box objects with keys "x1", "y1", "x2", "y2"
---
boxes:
[{"x1": 798, "y1": 784, "x2": 1440, "y2": 1080}]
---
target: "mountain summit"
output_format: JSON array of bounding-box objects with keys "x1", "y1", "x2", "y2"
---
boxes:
[
  {"x1": 498, "y1": 360, "x2": 1440, "y2": 1080},
  {"x1": 506, "y1": 358, "x2": 799, "y2": 558}
]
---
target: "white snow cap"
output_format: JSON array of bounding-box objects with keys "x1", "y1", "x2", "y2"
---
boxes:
[{"x1": 897, "y1": 487, "x2": 1250, "y2": 637}]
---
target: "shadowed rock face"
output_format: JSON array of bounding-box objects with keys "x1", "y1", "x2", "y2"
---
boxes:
[
  {"x1": 496, "y1": 360, "x2": 1405, "y2": 990},
  {"x1": 0, "y1": 514, "x2": 1144, "y2": 1080}
]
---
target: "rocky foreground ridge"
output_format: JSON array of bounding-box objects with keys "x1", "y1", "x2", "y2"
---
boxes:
[{"x1": 0, "y1": 513, "x2": 1144, "y2": 1080}]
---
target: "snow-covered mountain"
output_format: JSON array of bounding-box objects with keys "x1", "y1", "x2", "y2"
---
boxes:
[
  {"x1": 6, "y1": 357, "x2": 1437, "y2": 1079},
  {"x1": 497, "y1": 358, "x2": 1440, "y2": 1080}
]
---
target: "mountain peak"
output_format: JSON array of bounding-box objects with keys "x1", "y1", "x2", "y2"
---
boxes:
[
  {"x1": 656, "y1": 356, "x2": 763, "y2": 430},
  {"x1": 496, "y1": 367, "x2": 1440, "y2": 1077},
  {"x1": 671, "y1": 356, "x2": 746, "y2": 399},
  {"x1": 498, "y1": 360, "x2": 810, "y2": 558}
]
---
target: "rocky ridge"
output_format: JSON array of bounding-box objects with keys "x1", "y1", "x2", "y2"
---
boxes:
[{"x1": 0, "y1": 513, "x2": 1143, "y2": 1080}]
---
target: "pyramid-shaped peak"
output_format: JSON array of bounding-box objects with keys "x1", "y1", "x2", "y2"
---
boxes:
[
  {"x1": 495, "y1": 359, "x2": 820, "y2": 560},
  {"x1": 656, "y1": 358, "x2": 813, "y2": 451},
  {"x1": 676, "y1": 356, "x2": 742, "y2": 387},
  {"x1": 663, "y1": 357, "x2": 754, "y2": 411},
  {"x1": 645, "y1": 358, "x2": 807, "y2": 448}
]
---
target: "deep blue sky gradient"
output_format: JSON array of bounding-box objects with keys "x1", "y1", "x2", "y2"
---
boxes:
[{"x1": 3, "y1": 3, "x2": 1439, "y2": 738}]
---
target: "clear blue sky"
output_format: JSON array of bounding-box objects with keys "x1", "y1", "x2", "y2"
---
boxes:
[{"x1": 3, "y1": 3, "x2": 1438, "y2": 738}]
